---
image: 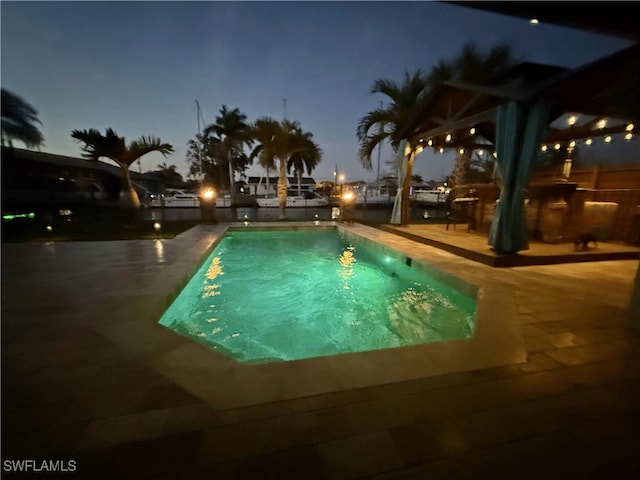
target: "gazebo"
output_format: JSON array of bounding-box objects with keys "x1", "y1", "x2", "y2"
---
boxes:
[{"x1": 397, "y1": 42, "x2": 639, "y2": 254}]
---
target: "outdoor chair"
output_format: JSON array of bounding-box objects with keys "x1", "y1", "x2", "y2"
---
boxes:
[{"x1": 445, "y1": 194, "x2": 479, "y2": 232}]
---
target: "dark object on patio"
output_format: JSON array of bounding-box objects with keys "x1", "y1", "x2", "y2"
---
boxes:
[
  {"x1": 446, "y1": 196, "x2": 479, "y2": 232},
  {"x1": 574, "y1": 231, "x2": 600, "y2": 250}
]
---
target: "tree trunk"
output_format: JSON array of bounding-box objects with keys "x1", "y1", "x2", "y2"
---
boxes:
[
  {"x1": 453, "y1": 150, "x2": 471, "y2": 191},
  {"x1": 297, "y1": 170, "x2": 302, "y2": 196},
  {"x1": 227, "y1": 151, "x2": 234, "y2": 204},
  {"x1": 118, "y1": 166, "x2": 141, "y2": 209},
  {"x1": 277, "y1": 159, "x2": 288, "y2": 220},
  {"x1": 118, "y1": 166, "x2": 141, "y2": 224},
  {"x1": 400, "y1": 151, "x2": 415, "y2": 225}
]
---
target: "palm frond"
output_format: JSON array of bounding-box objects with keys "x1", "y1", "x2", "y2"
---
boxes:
[
  {"x1": 1, "y1": 88, "x2": 44, "y2": 148},
  {"x1": 358, "y1": 130, "x2": 388, "y2": 169}
]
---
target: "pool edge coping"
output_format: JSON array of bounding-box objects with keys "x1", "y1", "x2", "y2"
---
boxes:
[{"x1": 94, "y1": 221, "x2": 528, "y2": 410}]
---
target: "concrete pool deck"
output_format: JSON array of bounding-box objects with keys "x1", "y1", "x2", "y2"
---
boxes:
[{"x1": 2, "y1": 222, "x2": 640, "y2": 478}]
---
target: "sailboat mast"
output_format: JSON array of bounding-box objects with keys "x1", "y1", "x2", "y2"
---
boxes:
[
  {"x1": 195, "y1": 100, "x2": 203, "y2": 178},
  {"x1": 376, "y1": 100, "x2": 382, "y2": 193}
]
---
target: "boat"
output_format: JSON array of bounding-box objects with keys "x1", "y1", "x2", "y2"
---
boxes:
[
  {"x1": 215, "y1": 194, "x2": 232, "y2": 208},
  {"x1": 150, "y1": 189, "x2": 200, "y2": 208},
  {"x1": 256, "y1": 192, "x2": 329, "y2": 208},
  {"x1": 354, "y1": 187, "x2": 395, "y2": 206},
  {"x1": 413, "y1": 188, "x2": 451, "y2": 206}
]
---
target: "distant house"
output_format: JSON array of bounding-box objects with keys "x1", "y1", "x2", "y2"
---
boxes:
[
  {"x1": 1, "y1": 146, "x2": 164, "y2": 212},
  {"x1": 244, "y1": 176, "x2": 318, "y2": 196}
]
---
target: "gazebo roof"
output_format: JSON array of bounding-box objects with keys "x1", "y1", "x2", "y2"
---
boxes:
[{"x1": 400, "y1": 42, "x2": 640, "y2": 150}]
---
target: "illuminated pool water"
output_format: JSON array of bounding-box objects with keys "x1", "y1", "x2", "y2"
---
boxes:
[{"x1": 159, "y1": 228, "x2": 476, "y2": 362}]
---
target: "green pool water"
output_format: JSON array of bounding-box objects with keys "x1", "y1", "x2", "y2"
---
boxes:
[{"x1": 159, "y1": 229, "x2": 477, "y2": 362}]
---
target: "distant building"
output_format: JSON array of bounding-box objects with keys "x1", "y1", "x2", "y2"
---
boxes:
[{"x1": 1, "y1": 146, "x2": 164, "y2": 213}]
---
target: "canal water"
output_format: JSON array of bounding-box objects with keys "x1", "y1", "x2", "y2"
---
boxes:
[{"x1": 144, "y1": 205, "x2": 448, "y2": 224}]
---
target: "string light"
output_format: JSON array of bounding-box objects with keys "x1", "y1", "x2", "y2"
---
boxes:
[{"x1": 418, "y1": 125, "x2": 634, "y2": 157}]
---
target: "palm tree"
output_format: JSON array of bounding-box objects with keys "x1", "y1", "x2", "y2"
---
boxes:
[
  {"x1": 1, "y1": 88, "x2": 44, "y2": 148},
  {"x1": 250, "y1": 118, "x2": 322, "y2": 219},
  {"x1": 155, "y1": 162, "x2": 183, "y2": 186},
  {"x1": 357, "y1": 42, "x2": 515, "y2": 224},
  {"x1": 431, "y1": 42, "x2": 515, "y2": 192},
  {"x1": 286, "y1": 126, "x2": 322, "y2": 195},
  {"x1": 249, "y1": 116, "x2": 281, "y2": 197},
  {"x1": 203, "y1": 106, "x2": 253, "y2": 199},
  {"x1": 357, "y1": 69, "x2": 430, "y2": 224},
  {"x1": 71, "y1": 128, "x2": 173, "y2": 209}
]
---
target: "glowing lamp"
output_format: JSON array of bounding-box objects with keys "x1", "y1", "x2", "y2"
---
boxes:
[
  {"x1": 341, "y1": 191, "x2": 355, "y2": 202},
  {"x1": 202, "y1": 188, "x2": 216, "y2": 201}
]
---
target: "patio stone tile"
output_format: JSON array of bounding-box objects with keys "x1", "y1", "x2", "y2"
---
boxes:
[
  {"x1": 546, "y1": 342, "x2": 635, "y2": 366},
  {"x1": 75, "y1": 430, "x2": 204, "y2": 480},
  {"x1": 317, "y1": 430, "x2": 404, "y2": 478},
  {"x1": 517, "y1": 352, "x2": 564, "y2": 373},
  {"x1": 465, "y1": 430, "x2": 604, "y2": 479},
  {"x1": 524, "y1": 335, "x2": 556, "y2": 353},
  {"x1": 451, "y1": 407, "x2": 531, "y2": 449},
  {"x1": 226, "y1": 445, "x2": 325, "y2": 480},
  {"x1": 390, "y1": 418, "x2": 471, "y2": 466}
]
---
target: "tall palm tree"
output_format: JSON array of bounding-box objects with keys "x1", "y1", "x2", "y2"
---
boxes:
[
  {"x1": 71, "y1": 128, "x2": 173, "y2": 209},
  {"x1": 250, "y1": 118, "x2": 322, "y2": 219},
  {"x1": 431, "y1": 42, "x2": 515, "y2": 191},
  {"x1": 203, "y1": 105, "x2": 253, "y2": 199},
  {"x1": 249, "y1": 116, "x2": 281, "y2": 197},
  {"x1": 286, "y1": 126, "x2": 322, "y2": 195},
  {"x1": 1, "y1": 88, "x2": 44, "y2": 148},
  {"x1": 357, "y1": 69, "x2": 430, "y2": 224}
]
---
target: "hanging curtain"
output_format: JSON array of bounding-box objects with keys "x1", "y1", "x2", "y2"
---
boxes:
[
  {"x1": 488, "y1": 98, "x2": 552, "y2": 253},
  {"x1": 390, "y1": 140, "x2": 409, "y2": 225}
]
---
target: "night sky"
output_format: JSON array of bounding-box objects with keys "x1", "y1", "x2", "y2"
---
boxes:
[{"x1": 2, "y1": 1, "x2": 634, "y2": 184}]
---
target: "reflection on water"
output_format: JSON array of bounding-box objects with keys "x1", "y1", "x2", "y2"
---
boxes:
[
  {"x1": 338, "y1": 244, "x2": 356, "y2": 289},
  {"x1": 154, "y1": 239, "x2": 164, "y2": 263},
  {"x1": 202, "y1": 256, "x2": 223, "y2": 299}
]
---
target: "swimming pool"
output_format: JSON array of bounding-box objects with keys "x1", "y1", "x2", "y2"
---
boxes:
[{"x1": 159, "y1": 227, "x2": 477, "y2": 363}]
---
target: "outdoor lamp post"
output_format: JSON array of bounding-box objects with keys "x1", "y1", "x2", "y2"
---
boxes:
[{"x1": 200, "y1": 187, "x2": 217, "y2": 223}]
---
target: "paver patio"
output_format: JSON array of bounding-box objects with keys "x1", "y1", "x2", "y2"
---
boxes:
[{"x1": 2, "y1": 222, "x2": 639, "y2": 479}]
